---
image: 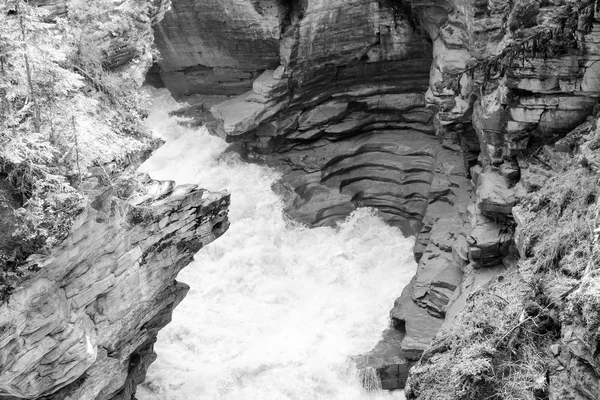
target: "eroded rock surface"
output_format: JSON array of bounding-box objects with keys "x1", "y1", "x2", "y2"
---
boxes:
[
  {"x1": 1, "y1": 3, "x2": 230, "y2": 400},
  {"x1": 6, "y1": 0, "x2": 598, "y2": 396},
  {"x1": 153, "y1": 0, "x2": 285, "y2": 96},
  {"x1": 0, "y1": 180, "x2": 230, "y2": 400},
  {"x1": 215, "y1": 4, "x2": 434, "y2": 235},
  {"x1": 406, "y1": 123, "x2": 600, "y2": 400}
]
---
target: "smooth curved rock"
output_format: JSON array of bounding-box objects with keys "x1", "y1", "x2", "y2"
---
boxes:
[{"x1": 153, "y1": 0, "x2": 285, "y2": 96}]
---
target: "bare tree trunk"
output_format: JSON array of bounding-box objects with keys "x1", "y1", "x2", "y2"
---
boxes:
[
  {"x1": 72, "y1": 115, "x2": 83, "y2": 195},
  {"x1": 18, "y1": 2, "x2": 41, "y2": 133}
]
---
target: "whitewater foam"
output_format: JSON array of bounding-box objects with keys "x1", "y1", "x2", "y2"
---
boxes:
[{"x1": 136, "y1": 88, "x2": 415, "y2": 400}]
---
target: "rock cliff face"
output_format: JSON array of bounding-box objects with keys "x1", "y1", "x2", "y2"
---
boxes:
[
  {"x1": 0, "y1": 2, "x2": 232, "y2": 399},
  {"x1": 0, "y1": 178, "x2": 230, "y2": 400},
  {"x1": 153, "y1": 0, "x2": 600, "y2": 396},
  {"x1": 405, "y1": 124, "x2": 600, "y2": 400},
  {"x1": 5, "y1": 0, "x2": 598, "y2": 398},
  {"x1": 156, "y1": 0, "x2": 436, "y2": 235},
  {"x1": 153, "y1": 0, "x2": 285, "y2": 95}
]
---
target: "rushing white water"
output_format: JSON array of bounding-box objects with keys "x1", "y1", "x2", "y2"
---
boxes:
[{"x1": 137, "y1": 88, "x2": 416, "y2": 400}]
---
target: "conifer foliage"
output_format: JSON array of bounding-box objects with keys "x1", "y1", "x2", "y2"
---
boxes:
[{"x1": 0, "y1": 0, "x2": 156, "y2": 302}]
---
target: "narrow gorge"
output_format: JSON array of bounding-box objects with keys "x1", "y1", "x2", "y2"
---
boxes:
[
  {"x1": 151, "y1": 0, "x2": 600, "y2": 396},
  {"x1": 1, "y1": 0, "x2": 599, "y2": 399}
]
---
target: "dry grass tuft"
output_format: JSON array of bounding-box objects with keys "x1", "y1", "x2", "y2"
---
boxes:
[
  {"x1": 406, "y1": 272, "x2": 557, "y2": 400},
  {"x1": 519, "y1": 164, "x2": 600, "y2": 343},
  {"x1": 520, "y1": 167, "x2": 599, "y2": 277}
]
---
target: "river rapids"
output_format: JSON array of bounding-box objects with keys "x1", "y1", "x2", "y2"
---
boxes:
[{"x1": 136, "y1": 88, "x2": 416, "y2": 400}]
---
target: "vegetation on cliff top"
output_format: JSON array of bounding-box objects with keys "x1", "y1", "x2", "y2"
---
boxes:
[{"x1": 0, "y1": 0, "x2": 157, "y2": 302}]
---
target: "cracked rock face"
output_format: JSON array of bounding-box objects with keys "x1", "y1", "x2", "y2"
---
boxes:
[
  {"x1": 153, "y1": 0, "x2": 600, "y2": 234},
  {"x1": 5, "y1": 0, "x2": 596, "y2": 397},
  {"x1": 0, "y1": 182, "x2": 230, "y2": 400}
]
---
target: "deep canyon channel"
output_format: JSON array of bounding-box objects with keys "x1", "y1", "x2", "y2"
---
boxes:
[{"x1": 135, "y1": 88, "x2": 415, "y2": 400}]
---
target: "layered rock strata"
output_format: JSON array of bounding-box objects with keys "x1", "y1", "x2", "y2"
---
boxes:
[
  {"x1": 152, "y1": 0, "x2": 600, "y2": 395},
  {"x1": 372, "y1": 0, "x2": 600, "y2": 391},
  {"x1": 189, "y1": 0, "x2": 435, "y2": 235},
  {"x1": 0, "y1": 179, "x2": 230, "y2": 400},
  {"x1": 153, "y1": 0, "x2": 286, "y2": 96}
]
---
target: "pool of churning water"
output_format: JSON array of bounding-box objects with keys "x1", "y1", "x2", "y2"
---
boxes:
[{"x1": 136, "y1": 88, "x2": 416, "y2": 400}]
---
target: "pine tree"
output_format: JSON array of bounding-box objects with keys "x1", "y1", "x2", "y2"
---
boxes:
[{"x1": 17, "y1": 1, "x2": 41, "y2": 133}]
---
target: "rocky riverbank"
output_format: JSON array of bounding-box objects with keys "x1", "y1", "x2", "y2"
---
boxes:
[
  {"x1": 406, "y1": 125, "x2": 600, "y2": 399},
  {"x1": 0, "y1": 176, "x2": 230, "y2": 399}
]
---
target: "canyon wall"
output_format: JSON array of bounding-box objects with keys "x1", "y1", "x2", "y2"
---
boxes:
[
  {"x1": 157, "y1": 0, "x2": 438, "y2": 235},
  {"x1": 154, "y1": 0, "x2": 600, "y2": 396},
  {"x1": 153, "y1": 0, "x2": 285, "y2": 95},
  {"x1": 0, "y1": 176, "x2": 230, "y2": 400},
  {"x1": 405, "y1": 121, "x2": 600, "y2": 400},
  {"x1": 6, "y1": 0, "x2": 597, "y2": 398}
]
